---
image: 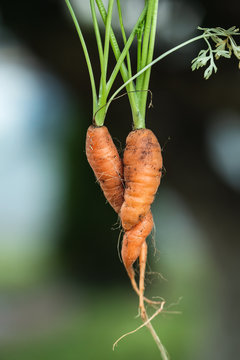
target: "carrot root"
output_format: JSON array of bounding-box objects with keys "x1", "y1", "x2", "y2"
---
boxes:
[
  {"x1": 120, "y1": 128, "x2": 162, "y2": 230},
  {"x1": 86, "y1": 125, "x2": 124, "y2": 213},
  {"x1": 121, "y1": 211, "x2": 153, "y2": 296},
  {"x1": 139, "y1": 241, "x2": 148, "y2": 320}
]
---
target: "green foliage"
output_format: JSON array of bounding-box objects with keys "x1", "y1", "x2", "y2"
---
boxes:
[{"x1": 191, "y1": 26, "x2": 240, "y2": 79}]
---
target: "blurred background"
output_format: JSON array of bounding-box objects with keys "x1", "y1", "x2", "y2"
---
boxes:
[{"x1": 0, "y1": 0, "x2": 240, "y2": 359}]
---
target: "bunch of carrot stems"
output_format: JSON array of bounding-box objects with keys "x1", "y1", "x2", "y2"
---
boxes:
[{"x1": 65, "y1": 0, "x2": 159, "y2": 130}]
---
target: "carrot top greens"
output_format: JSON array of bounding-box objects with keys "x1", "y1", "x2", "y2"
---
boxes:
[
  {"x1": 65, "y1": 1, "x2": 240, "y2": 129},
  {"x1": 65, "y1": 0, "x2": 148, "y2": 127}
]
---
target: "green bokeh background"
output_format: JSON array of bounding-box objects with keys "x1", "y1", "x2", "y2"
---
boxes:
[{"x1": 0, "y1": 1, "x2": 240, "y2": 359}]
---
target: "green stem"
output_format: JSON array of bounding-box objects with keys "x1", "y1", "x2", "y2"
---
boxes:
[
  {"x1": 95, "y1": 0, "x2": 130, "y2": 81},
  {"x1": 116, "y1": 0, "x2": 133, "y2": 82},
  {"x1": 136, "y1": 0, "x2": 154, "y2": 94},
  {"x1": 106, "y1": 33, "x2": 207, "y2": 128},
  {"x1": 95, "y1": 0, "x2": 144, "y2": 126},
  {"x1": 65, "y1": 0, "x2": 97, "y2": 115},
  {"x1": 90, "y1": 0, "x2": 106, "y2": 97},
  {"x1": 106, "y1": 4, "x2": 147, "y2": 95},
  {"x1": 95, "y1": 0, "x2": 115, "y2": 126},
  {"x1": 139, "y1": 0, "x2": 158, "y2": 118},
  {"x1": 137, "y1": 23, "x2": 144, "y2": 73},
  {"x1": 103, "y1": 0, "x2": 114, "y2": 75},
  {"x1": 141, "y1": 0, "x2": 155, "y2": 67}
]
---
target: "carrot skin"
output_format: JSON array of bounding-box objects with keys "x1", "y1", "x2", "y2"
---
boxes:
[
  {"x1": 121, "y1": 211, "x2": 153, "y2": 278},
  {"x1": 86, "y1": 125, "x2": 124, "y2": 213},
  {"x1": 120, "y1": 129, "x2": 162, "y2": 230}
]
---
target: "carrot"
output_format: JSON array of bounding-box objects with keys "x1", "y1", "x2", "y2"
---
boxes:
[
  {"x1": 120, "y1": 128, "x2": 163, "y2": 310},
  {"x1": 86, "y1": 125, "x2": 161, "y2": 307},
  {"x1": 120, "y1": 128, "x2": 162, "y2": 230},
  {"x1": 86, "y1": 125, "x2": 124, "y2": 213},
  {"x1": 121, "y1": 211, "x2": 153, "y2": 290}
]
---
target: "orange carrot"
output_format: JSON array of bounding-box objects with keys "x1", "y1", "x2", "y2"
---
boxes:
[
  {"x1": 86, "y1": 125, "x2": 124, "y2": 213},
  {"x1": 120, "y1": 129, "x2": 162, "y2": 230},
  {"x1": 121, "y1": 211, "x2": 153, "y2": 290},
  {"x1": 86, "y1": 125, "x2": 161, "y2": 307}
]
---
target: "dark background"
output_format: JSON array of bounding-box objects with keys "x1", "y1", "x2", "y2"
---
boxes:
[{"x1": 0, "y1": 1, "x2": 239, "y2": 359}]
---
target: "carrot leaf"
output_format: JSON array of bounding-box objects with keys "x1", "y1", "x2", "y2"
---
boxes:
[{"x1": 191, "y1": 26, "x2": 240, "y2": 79}]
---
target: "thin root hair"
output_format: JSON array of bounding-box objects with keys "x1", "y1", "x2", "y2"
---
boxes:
[
  {"x1": 113, "y1": 301, "x2": 166, "y2": 352},
  {"x1": 161, "y1": 136, "x2": 171, "y2": 153},
  {"x1": 117, "y1": 228, "x2": 124, "y2": 263}
]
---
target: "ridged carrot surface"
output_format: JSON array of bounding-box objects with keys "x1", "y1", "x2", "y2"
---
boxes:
[
  {"x1": 121, "y1": 211, "x2": 153, "y2": 280},
  {"x1": 120, "y1": 129, "x2": 162, "y2": 230},
  {"x1": 86, "y1": 125, "x2": 124, "y2": 213}
]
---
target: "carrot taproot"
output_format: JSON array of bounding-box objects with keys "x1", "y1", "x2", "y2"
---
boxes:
[
  {"x1": 139, "y1": 241, "x2": 148, "y2": 319},
  {"x1": 121, "y1": 211, "x2": 153, "y2": 293},
  {"x1": 86, "y1": 125, "x2": 124, "y2": 213},
  {"x1": 120, "y1": 128, "x2": 162, "y2": 230}
]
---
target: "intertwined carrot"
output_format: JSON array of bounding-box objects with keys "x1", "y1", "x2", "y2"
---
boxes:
[
  {"x1": 120, "y1": 129, "x2": 163, "y2": 231},
  {"x1": 121, "y1": 211, "x2": 153, "y2": 301},
  {"x1": 86, "y1": 125, "x2": 162, "y2": 308}
]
